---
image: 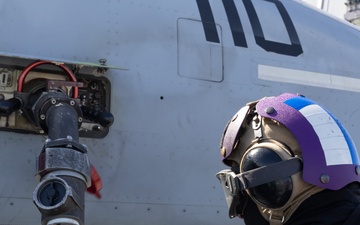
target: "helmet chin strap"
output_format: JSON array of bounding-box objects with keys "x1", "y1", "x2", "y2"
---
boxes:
[
  {"x1": 252, "y1": 113, "x2": 263, "y2": 140},
  {"x1": 267, "y1": 210, "x2": 285, "y2": 225},
  {"x1": 260, "y1": 184, "x2": 325, "y2": 224}
]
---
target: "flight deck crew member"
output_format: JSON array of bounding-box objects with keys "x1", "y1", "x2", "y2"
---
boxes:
[{"x1": 216, "y1": 93, "x2": 360, "y2": 225}]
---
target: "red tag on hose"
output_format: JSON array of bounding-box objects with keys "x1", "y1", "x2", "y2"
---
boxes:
[{"x1": 87, "y1": 164, "x2": 102, "y2": 199}]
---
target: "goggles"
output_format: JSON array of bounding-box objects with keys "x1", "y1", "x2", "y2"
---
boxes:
[{"x1": 216, "y1": 156, "x2": 302, "y2": 218}]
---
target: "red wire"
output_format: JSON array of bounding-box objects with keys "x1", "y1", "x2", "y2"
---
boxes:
[{"x1": 17, "y1": 60, "x2": 78, "y2": 98}]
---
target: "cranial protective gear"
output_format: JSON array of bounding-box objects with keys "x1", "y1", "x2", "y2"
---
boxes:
[{"x1": 216, "y1": 93, "x2": 360, "y2": 224}]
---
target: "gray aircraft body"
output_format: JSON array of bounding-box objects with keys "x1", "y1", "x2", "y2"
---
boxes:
[{"x1": 0, "y1": 0, "x2": 359, "y2": 224}]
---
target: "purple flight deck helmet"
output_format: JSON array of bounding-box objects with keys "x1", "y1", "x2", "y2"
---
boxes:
[
  {"x1": 220, "y1": 93, "x2": 360, "y2": 190},
  {"x1": 256, "y1": 93, "x2": 360, "y2": 190}
]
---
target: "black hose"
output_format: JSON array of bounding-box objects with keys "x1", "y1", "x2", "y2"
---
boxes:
[{"x1": 46, "y1": 103, "x2": 79, "y2": 141}]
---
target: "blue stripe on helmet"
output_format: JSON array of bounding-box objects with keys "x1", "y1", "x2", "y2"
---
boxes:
[
  {"x1": 327, "y1": 111, "x2": 359, "y2": 165},
  {"x1": 284, "y1": 96, "x2": 316, "y2": 110},
  {"x1": 285, "y1": 96, "x2": 359, "y2": 165}
]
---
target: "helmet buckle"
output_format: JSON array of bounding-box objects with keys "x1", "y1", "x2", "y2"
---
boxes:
[
  {"x1": 269, "y1": 211, "x2": 285, "y2": 224},
  {"x1": 252, "y1": 114, "x2": 262, "y2": 139}
]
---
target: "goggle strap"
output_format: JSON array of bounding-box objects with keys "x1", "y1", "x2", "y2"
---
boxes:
[
  {"x1": 238, "y1": 157, "x2": 302, "y2": 190},
  {"x1": 216, "y1": 157, "x2": 302, "y2": 218}
]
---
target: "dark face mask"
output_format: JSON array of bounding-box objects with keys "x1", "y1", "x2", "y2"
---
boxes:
[
  {"x1": 243, "y1": 197, "x2": 269, "y2": 225},
  {"x1": 241, "y1": 147, "x2": 293, "y2": 208}
]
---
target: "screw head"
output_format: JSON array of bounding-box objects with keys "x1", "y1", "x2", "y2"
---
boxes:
[
  {"x1": 265, "y1": 107, "x2": 275, "y2": 114},
  {"x1": 320, "y1": 174, "x2": 330, "y2": 184},
  {"x1": 221, "y1": 147, "x2": 226, "y2": 157},
  {"x1": 356, "y1": 166, "x2": 360, "y2": 175}
]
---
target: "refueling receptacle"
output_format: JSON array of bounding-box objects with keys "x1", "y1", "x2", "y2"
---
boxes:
[
  {"x1": 0, "y1": 57, "x2": 114, "y2": 138},
  {"x1": 0, "y1": 57, "x2": 117, "y2": 225}
]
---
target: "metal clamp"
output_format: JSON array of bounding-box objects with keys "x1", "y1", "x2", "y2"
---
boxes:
[
  {"x1": 36, "y1": 147, "x2": 91, "y2": 187},
  {"x1": 269, "y1": 212, "x2": 285, "y2": 224},
  {"x1": 216, "y1": 170, "x2": 242, "y2": 196}
]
